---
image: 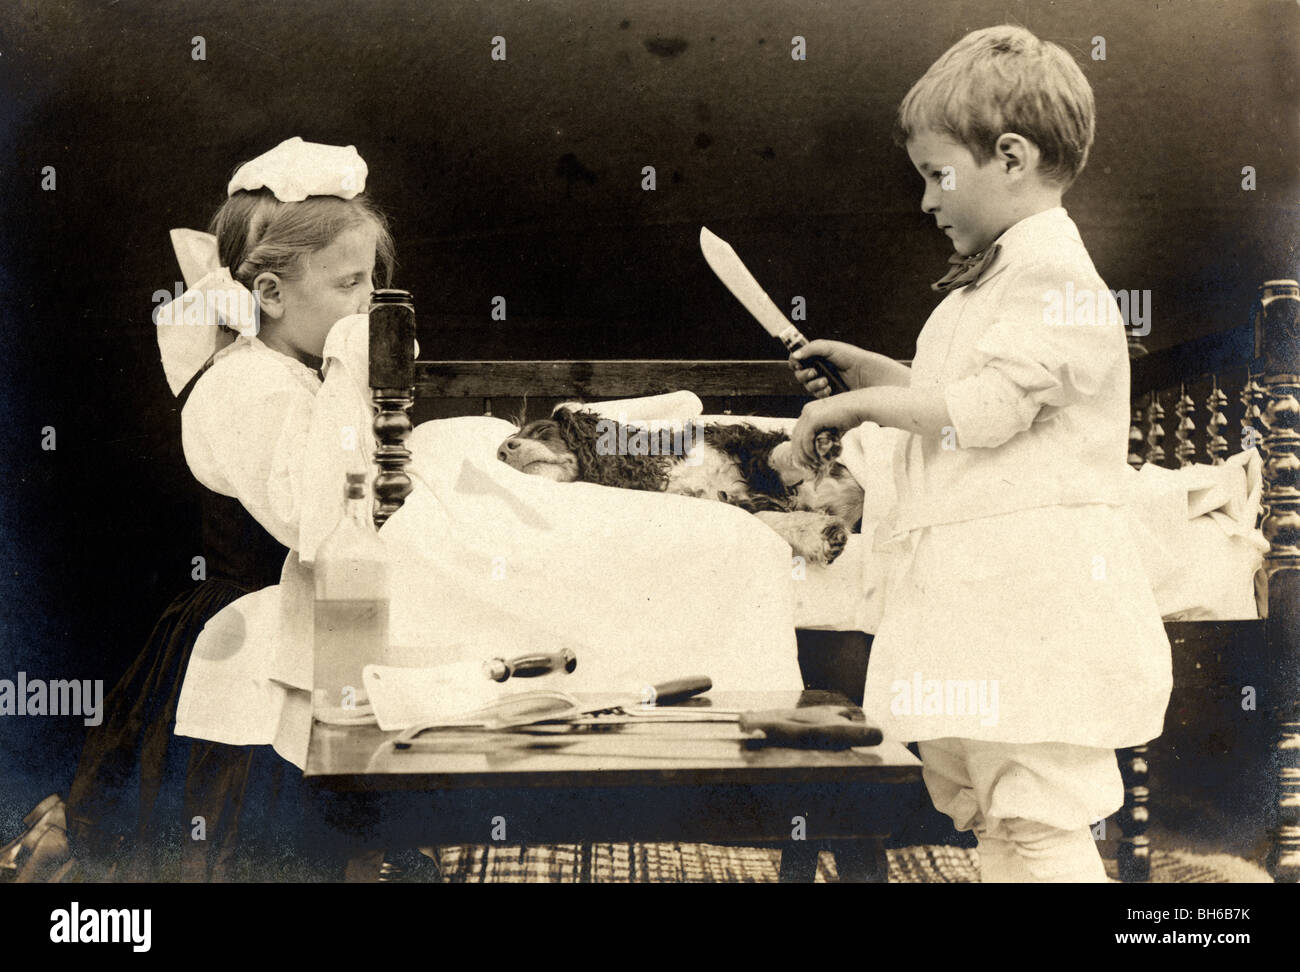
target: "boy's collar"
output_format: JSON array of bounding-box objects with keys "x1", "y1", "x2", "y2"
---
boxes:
[
  {"x1": 991, "y1": 206, "x2": 1076, "y2": 253},
  {"x1": 964, "y1": 207, "x2": 1075, "y2": 290}
]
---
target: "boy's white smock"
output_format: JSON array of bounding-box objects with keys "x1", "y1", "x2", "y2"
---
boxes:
[{"x1": 862, "y1": 207, "x2": 1173, "y2": 749}]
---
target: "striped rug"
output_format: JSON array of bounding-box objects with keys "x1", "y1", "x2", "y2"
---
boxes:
[{"x1": 411, "y1": 843, "x2": 1272, "y2": 883}]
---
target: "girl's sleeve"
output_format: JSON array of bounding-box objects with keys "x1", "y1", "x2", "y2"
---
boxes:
[
  {"x1": 181, "y1": 356, "x2": 316, "y2": 549},
  {"x1": 943, "y1": 259, "x2": 1123, "y2": 449}
]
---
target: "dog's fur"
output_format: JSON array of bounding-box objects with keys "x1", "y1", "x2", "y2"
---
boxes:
[{"x1": 497, "y1": 408, "x2": 865, "y2": 565}]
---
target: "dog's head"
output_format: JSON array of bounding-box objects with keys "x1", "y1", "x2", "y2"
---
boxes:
[
  {"x1": 497, "y1": 417, "x2": 582, "y2": 482},
  {"x1": 497, "y1": 409, "x2": 674, "y2": 491}
]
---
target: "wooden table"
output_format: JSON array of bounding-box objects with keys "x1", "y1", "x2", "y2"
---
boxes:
[{"x1": 304, "y1": 689, "x2": 923, "y2": 882}]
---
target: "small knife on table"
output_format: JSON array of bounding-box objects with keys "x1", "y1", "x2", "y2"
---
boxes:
[
  {"x1": 567, "y1": 704, "x2": 882, "y2": 749},
  {"x1": 699, "y1": 226, "x2": 850, "y2": 395},
  {"x1": 391, "y1": 677, "x2": 715, "y2": 748}
]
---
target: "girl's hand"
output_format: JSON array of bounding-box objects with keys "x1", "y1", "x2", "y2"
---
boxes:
[
  {"x1": 789, "y1": 341, "x2": 912, "y2": 397},
  {"x1": 790, "y1": 393, "x2": 869, "y2": 468}
]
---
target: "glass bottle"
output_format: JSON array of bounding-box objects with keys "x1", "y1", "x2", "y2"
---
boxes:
[{"x1": 313, "y1": 472, "x2": 389, "y2": 723}]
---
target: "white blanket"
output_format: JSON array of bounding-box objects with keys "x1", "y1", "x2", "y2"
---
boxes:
[{"x1": 380, "y1": 415, "x2": 801, "y2": 692}]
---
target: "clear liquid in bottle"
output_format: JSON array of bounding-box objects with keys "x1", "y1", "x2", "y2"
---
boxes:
[{"x1": 313, "y1": 473, "x2": 389, "y2": 723}]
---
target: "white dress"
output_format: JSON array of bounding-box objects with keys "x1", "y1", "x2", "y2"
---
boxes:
[
  {"x1": 174, "y1": 335, "x2": 323, "y2": 768},
  {"x1": 860, "y1": 208, "x2": 1172, "y2": 749}
]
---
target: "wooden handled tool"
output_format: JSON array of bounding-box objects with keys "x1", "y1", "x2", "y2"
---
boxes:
[{"x1": 485, "y1": 648, "x2": 578, "y2": 682}]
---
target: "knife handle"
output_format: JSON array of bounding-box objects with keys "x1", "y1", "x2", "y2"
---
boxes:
[
  {"x1": 640, "y1": 676, "x2": 713, "y2": 706},
  {"x1": 777, "y1": 326, "x2": 850, "y2": 395},
  {"x1": 485, "y1": 649, "x2": 578, "y2": 682},
  {"x1": 805, "y1": 356, "x2": 851, "y2": 396}
]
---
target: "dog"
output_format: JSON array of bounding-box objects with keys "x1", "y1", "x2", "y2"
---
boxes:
[{"x1": 497, "y1": 408, "x2": 864, "y2": 565}]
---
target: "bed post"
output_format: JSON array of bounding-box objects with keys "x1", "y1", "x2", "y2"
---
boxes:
[
  {"x1": 369, "y1": 290, "x2": 415, "y2": 528},
  {"x1": 1259, "y1": 280, "x2": 1300, "y2": 884},
  {"x1": 1118, "y1": 335, "x2": 1154, "y2": 882}
]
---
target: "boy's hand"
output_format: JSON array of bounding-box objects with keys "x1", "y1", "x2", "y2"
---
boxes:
[
  {"x1": 789, "y1": 341, "x2": 912, "y2": 397},
  {"x1": 789, "y1": 340, "x2": 869, "y2": 397},
  {"x1": 790, "y1": 393, "x2": 869, "y2": 468}
]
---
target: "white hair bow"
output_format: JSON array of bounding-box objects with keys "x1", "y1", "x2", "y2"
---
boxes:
[
  {"x1": 154, "y1": 229, "x2": 257, "y2": 397},
  {"x1": 155, "y1": 137, "x2": 370, "y2": 398}
]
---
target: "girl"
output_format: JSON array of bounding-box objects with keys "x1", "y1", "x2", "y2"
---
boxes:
[
  {"x1": 787, "y1": 27, "x2": 1172, "y2": 882},
  {"x1": 3, "y1": 137, "x2": 396, "y2": 882}
]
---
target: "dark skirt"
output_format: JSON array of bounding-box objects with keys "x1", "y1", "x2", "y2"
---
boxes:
[{"x1": 65, "y1": 580, "x2": 361, "y2": 882}]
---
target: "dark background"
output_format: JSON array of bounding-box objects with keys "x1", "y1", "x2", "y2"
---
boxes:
[{"x1": 0, "y1": 0, "x2": 1296, "y2": 819}]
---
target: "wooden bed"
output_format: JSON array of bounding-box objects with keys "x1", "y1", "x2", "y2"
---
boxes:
[{"x1": 367, "y1": 280, "x2": 1300, "y2": 883}]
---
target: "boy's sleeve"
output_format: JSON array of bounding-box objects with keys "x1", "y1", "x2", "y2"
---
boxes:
[{"x1": 943, "y1": 259, "x2": 1123, "y2": 449}]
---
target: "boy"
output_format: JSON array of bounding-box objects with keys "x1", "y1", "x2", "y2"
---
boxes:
[{"x1": 789, "y1": 25, "x2": 1171, "y2": 882}]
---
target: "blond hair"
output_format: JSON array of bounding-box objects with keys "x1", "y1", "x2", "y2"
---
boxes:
[
  {"x1": 208, "y1": 188, "x2": 396, "y2": 290},
  {"x1": 894, "y1": 25, "x2": 1096, "y2": 186}
]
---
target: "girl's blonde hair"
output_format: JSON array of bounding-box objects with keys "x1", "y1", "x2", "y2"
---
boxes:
[
  {"x1": 208, "y1": 188, "x2": 396, "y2": 290},
  {"x1": 894, "y1": 25, "x2": 1096, "y2": 187}
]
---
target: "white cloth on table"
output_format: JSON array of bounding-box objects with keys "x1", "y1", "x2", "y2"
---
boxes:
[
  {"x1": 377, "y1": 415, "x2": 801, "y2": 696},
  {"x1": 862, "y1": 207, "x2": 1172, "y2": 749}
]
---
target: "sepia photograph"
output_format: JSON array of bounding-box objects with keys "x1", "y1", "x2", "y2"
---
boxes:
[{"x1": 0, "y1": 0, "x2": 1295, "y2": 950}]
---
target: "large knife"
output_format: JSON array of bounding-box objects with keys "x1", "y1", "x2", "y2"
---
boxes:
[{"x1": 699, "y1": 226, "x2": 849, "y2": 395}]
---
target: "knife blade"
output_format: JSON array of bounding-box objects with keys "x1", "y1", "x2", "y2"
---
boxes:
[
  {"x1": 699, "y1": 226, "x2": 849, "y2": 395},
  {"x1": 490, "y1": 676, "x2": 715, "y2": 729},
  {"x1": 392, "y1": 677, "x2": 716, "y2": 745}
]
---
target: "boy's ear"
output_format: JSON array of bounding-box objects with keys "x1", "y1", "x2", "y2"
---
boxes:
[
  {"x1": 994, "y1": 132, "x2": 1040, "y2": 180},
  {"x1": 252, "y1": 272, "x2": 284, "y2": 319}
]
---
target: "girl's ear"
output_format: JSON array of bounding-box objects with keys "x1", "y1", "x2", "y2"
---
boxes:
[{"x1": 252, "y1": 272, "x2": 284, "y2": 319}]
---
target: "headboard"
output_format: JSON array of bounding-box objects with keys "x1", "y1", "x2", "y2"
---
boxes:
[{"x1": 367, "y1": 281, "x2": 1300, "y2": 884}]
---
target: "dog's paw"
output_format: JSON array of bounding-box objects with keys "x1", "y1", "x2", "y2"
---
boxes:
[
  {"x1": 755, "y1": 511, "x2": 849, "y2": 567},
  {"x1": 820, "y1": 519, "x2": 848, "y2": 564},
  {"x1": 813, "y1": 429, "x2": 843, "y2": 465}
]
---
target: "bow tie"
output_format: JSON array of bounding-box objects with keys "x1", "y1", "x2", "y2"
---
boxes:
[{"x1": 931, "y1": 243, "x2": 1002, "y2": 293}]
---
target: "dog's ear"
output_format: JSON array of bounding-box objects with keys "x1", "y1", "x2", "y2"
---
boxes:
[
  {"x1": 549, "y1": 407, "x2": 605, "y2": 457},
  {"x1": 552, "y1": 408, "x2": 672, "y2": 491}
]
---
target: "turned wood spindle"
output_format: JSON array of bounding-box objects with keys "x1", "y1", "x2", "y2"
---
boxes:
[
  {"x1": 1117, "y1": 745, "x2": 1152, "y2": 883},
  {"x1": 1207, "y1": 376, "x2": 1229, "y2": 465},
  {"x1": 1144, "y1": 391, "x2": 1166, "y2": 467},
  {"x1": 1128, "y1": 406, "x2": 1147, "y2": 470},
  {"x1": 1242, "y1": 369, "x2": 1267, "y2": 456},
  {"x1": 1256, "y1": 280, "x2": 1300, "y2": 884},
  {"x1": 1174, "y1": 383, "x2": 1198, "y2": 468},
  {"x1": 369, "y1": 291, "x2": 416, "y2": 529},
  {"x1": 1128, "y1": 338, "x2": 1149, "y2": 469}
]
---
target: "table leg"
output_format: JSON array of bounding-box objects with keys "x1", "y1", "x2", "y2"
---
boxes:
[
  {"x1": 827, "y1": 838, "x2": 888, "y2": 883},
  {"x1": 778, "y1": 841, "x2": 821, "y2": 883}
]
